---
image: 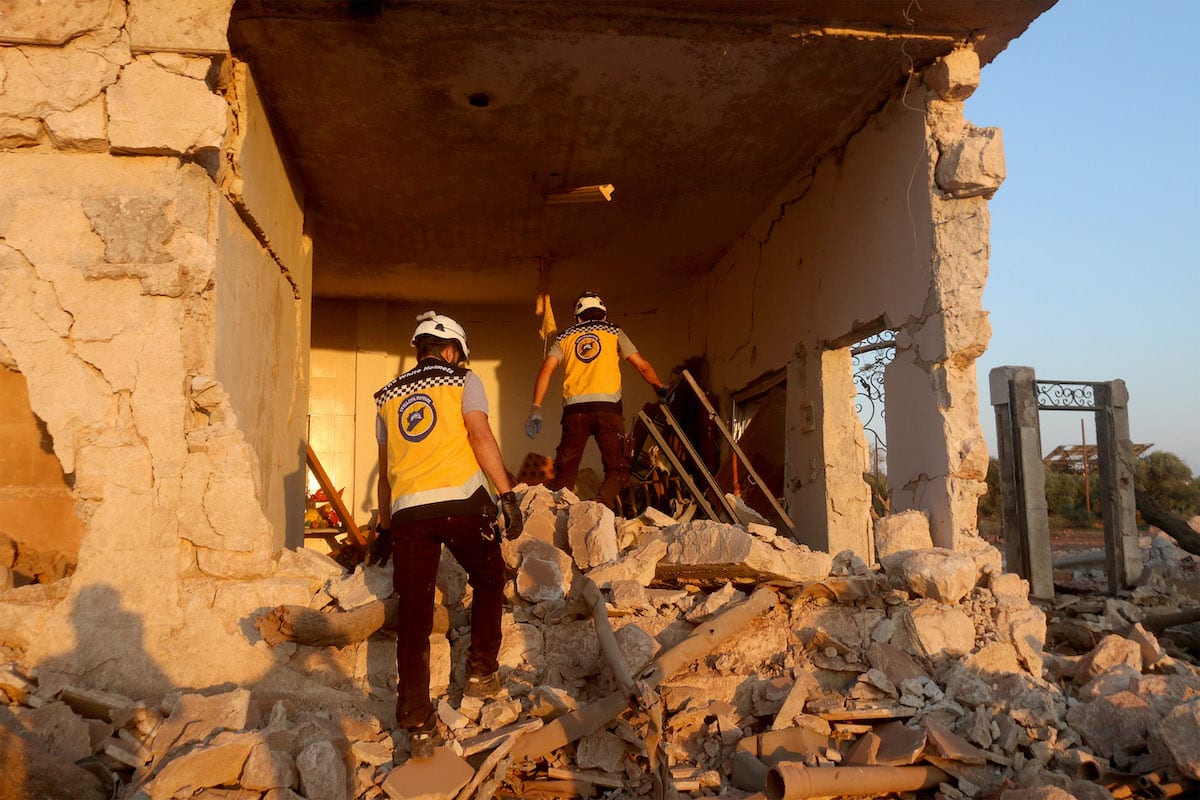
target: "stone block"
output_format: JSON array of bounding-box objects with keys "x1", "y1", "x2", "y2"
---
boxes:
[
  {"x1": 923, "y1": 47, "x2": 981, "y2": 101},
  {"x1": 328, "y1": 565, "x2": 392, "y2": 610},
  {"x1": 1074, "y1": 635, "x2": 1142, "y2": 686},
  {"x1": 0, "y1": 116, "x2": 41, "y2": 148},
  {"x1": 685, "y1": 582, "x2": 745, "y2": 623},
  {"x1": 587, "y1": 537, "x2": 667, "y2": 588},
  {"x1": 351, "y1": 739, "x2": 393, "y2": 767},
  {"x1": 380, "y1": 745, "x2": 472, "y2": 800},
  {"x1": 935, "y1": 126, "x2": 1006, "y2": 199},
  {"x1": 608, "y1": 580, "x2": 651, "y2": 613},
  {"x1": 107, "y1": 57, "x2": 226, "y2": 155},
  {"x1": 143, "y1": 731, "x2": 258, "y2": 800},
  {"x1": 1155, "y1": 698, "x2": 1200, "y2": 779},
  {"x1": 873, "y1": 510, "x2": 932, "y2": 560},
  {"x1": 240, "y1": 742, "x2": 297, "y2": 791},
  {"x1": 575, "y1": 729, "x2": 626, "y2": 773},
  {"x1": 128, "y1": 0, "x2": 234, "y2": 54},
  {"x1": 43, "y1": 95, "x2": 108, "y2": 151},
  {"x1": 900, "y1": 603, "x2": 975, "y2": 658},
  {"x1": 0, "y1": 0, "x2": 118, "y2": 45},
  {"x1": 662, "y1": 520, "x2": 831, "y2": 581},
  {"x1": 11, "y1": 701, "x2": 91, "y2": 761},
  {"x1": 567, "y1": 502, "x2": 618, "y2": 569},
  {"x1": 614, "y1": 622, "x2": 657, "y2": 674},
  {"x1": 275, "y1": 547, "x2": 345, "y2": 594},
  {"x1": 430, "y1": 635, "x2": 450, "y2": 696},
  {"x1": 498, "y1": 621, "x2": 543, "y2": 671},
  {"x1": 296, "y1": 739, "x2": 348, "y2": 800},
  {"x1": 479, "y1": 698, "x2": 520, "y2": 730},
  {"x1": 1004, "y1": 605, "x2": 1047, "y2": 678},
  {"x1": 1065, "y1": 691, "x2": 1156, "y2": 770},
  {"x1": 527, "y1": 685, "x2": 577, "y2": 717},
  {"x1": 155, "y1": 688, "x2": 258, "y2": 756},
  {"x1": 895, "y1": 548, "x2": 978, "y2": 603},
  {"x1": 0, "y1": 41, "x2": 126, "y2": 120},
  {"x1": 511, "y1": 538, "x2": 573, "y2": 603}
]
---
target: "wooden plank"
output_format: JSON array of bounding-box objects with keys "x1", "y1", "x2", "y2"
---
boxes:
[
  {"x1": 305, "y1": 443, "x2": 365, "y2": 547},
  {"x1": 657, "y1": 403, "x2": 739, "y2": 523}
]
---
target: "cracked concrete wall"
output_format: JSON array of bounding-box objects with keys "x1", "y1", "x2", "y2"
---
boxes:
[
  {"x1": 697, "y1": 48, "x2": 997, "y2": 554},
  {"x1": 0, "y1": 1, "x2": 315, "y2": 696}
]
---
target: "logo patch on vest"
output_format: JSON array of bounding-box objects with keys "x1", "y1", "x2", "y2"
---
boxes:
[
  {"x1": 398, "y1": 394, "x2": 437, "y2": 442},
  {"x1": 575, "y1": 333, "x2": 602, "y2": 363}
]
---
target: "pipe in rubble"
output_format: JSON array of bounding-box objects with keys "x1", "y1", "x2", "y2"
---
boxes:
[{"x1": 765, "y1": 763, "x2": 949, "y2": 800}]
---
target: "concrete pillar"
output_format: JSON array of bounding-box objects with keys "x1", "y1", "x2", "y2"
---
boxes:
[
  {"x1": 989, "y1": 366, "x2": 1053, "y2": 599},
  {"x1": 1094, "y1": 380, "x2": 1141, "y2": 593},
  {"x1": 785, "y1": 346, "x2": 871, "y2": 555}
]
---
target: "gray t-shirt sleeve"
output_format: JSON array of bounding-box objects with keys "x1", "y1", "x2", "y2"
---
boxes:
[
  {"x1": 462, "y1": 372, "x2": 490, "y2": 416},
  {"x1": 618, "y1": 330, "x2": 637, "y2": 359},
  {"x1": 548, "y1": 339, "x2": 563, "y2": 360},
  {"x1": 375, "y1": 408, "x2": 387, "y2": 446}
]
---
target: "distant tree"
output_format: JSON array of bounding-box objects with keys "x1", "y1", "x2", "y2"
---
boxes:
[
  {"x1": 978, "y1": 458, "x2": 1000, "y2": 519},
  {"x1": 1136, "y1": 450, "x2": 1200, "y2": 517}
]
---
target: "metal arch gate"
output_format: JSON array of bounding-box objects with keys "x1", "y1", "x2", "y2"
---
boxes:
[{"x1": 989, "y1": 366, "x2": 1141, "y2": 600}]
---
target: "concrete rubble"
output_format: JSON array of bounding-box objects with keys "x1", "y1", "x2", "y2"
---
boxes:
[{"x1": 3, "y1": 488, "x2": 1200, "y2": 800}]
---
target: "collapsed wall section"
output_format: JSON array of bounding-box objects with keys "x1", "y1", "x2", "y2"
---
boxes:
[
  {"x1": 697, "y1": 48, "x2": 998, "y2": 555},
  {"x1": 0, "y1": 1, "x2": 315, "y2": 696}
]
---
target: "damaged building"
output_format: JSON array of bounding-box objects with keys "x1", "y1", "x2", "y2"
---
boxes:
[{"x1": 4, "y1": 2, "x2": 1198, "y2": 800}]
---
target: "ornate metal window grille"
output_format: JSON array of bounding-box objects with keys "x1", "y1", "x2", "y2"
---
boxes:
[
  {"x1": 1035, "y1": 381, "x2": 1100, "y2": 412},
  {"x1": 852, "y1": 330, "x2": 896, "y2": 462}
]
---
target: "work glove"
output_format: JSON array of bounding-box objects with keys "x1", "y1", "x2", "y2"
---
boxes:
[
  {"x1": 368, "y1": 525, "x2": 393, "y2": 566},
  {"x1": 499, "y1": 491, "x2": 524, "y2": 540},
  {"x1": 655, "y1": 385, "x2": 671, "y2": 400},
  {"x1": 524, "y1": 405, "x2": 543, "y2": 439}
]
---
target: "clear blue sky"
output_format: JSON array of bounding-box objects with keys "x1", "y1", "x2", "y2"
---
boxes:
[{"x1": 967, "y1": 0, "x2": 1200, "y2": 472}]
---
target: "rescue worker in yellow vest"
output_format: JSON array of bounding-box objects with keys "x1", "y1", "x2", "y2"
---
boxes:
[
  {"x1": 375, "y1": 311, "x2": 522, "y2": 759},
  {"x1": 525, "y1": 292, "x2": 667, "y2": 508}
]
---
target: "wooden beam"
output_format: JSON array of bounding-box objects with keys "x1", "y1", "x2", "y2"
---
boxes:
[{"x1": 305, "y1": 443, "x2": 365, "y2": 547}]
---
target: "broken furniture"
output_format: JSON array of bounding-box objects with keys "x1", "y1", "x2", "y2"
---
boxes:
[{"x1": 305, "y1": 442, "x2": 366, "y2": 558}]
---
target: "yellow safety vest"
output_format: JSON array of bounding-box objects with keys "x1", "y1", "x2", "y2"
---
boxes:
[
  {"x1": 375, "y1": 361, "x2": 491, "y2": 520},
  {"x1": 557, "y1": 321, "x2": 624, "y2": 406}
]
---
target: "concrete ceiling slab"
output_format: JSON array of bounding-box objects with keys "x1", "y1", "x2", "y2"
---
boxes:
[{"x1": 229, "y1": 1, "x2": 1053, "y2": 306}]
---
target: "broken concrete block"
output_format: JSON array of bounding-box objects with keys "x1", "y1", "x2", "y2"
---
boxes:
[
  {"x1": 576, "y1": 729, "x2": 626, "y2": 773},
  {"x1": 662, "y1": 521, "x2": 831, "y2": 582},
  {"x1": 964, "y1": 642, "x2": 1022, "y2": 676},
  {"x1": 923, "y1": 47, "x2": 981, "y2": 101},
  {"x1": 10, "y1": 701, "x2": 92, "y2": 762},
  {"x1": 614, "y1": 622, "x2": 657, "y2": 674},
  {"x1": 240, "y1": 741, "x2": 297, "y2": 791},
  {"x1": 988, "y1": 572, "x2": 1030, "y2": 606},
  {"x1": 1065, "y1": 691, "x2": 1156, "y2": 770},
  {"x1": 381, "y1": 746, "x2": 473, "y2": 800},
  {"x1": 0, "y1": 0, "x2": 117, "y2": 45},
  {"x1": 479, "y1": 698, "x2": 521, "y2": 730},
  {"x1": 155, "y1": 688, "x2": 258, "y2": 756},
  {"x1": 296, "y1": 739, "x2": 348, "y2": 800},
  {"x1": 498, "y1": 619, "x2": 544, "y2": 671},
  {"x1": 586, "y1": 537, "x2": 667, "y2": 588},
  {"x1": 520, "y1": 505, "x2": 560, "y2": 550},
  {"x1": 107, "y1": 57, "x2": 226, "y2": 155},
  {"x1": 0, "y1": 40, "x2": 126, "y2": 119},
  {"x1": 608, "y1": 580, "x2": 651, "y2": 613},
  {"x1": 567, "y1": 502, "x2": 618, "y2": 570},
  {"x1": 935, "y1": 126, "x2": 1005, "y2": 199},
  {"x1": 143, "y1": 732, "x2": 259, "y2": 800},
  {"x1": 430, "y1": 634, "x2": 451, "y2": 696},
  {"x1": 516, "y1": 544, "x2": 573, "y2": 604},
  {"x1": 328, "y1": 564, "x2": 392, "y2": 611},
  {"x1": 873, "y1": 510, "x2": 933, "y2": 560},
  {"x1": 1155, "y1": 698, "x2": 1200, "y2": 779},
  {"x1": 1074, "y1": 635, "x2": 1143, "y2": 686},
  {"x1": 899, "y1": 603, "x2": 976, "y2": 658},
  {"x1": 1076, "y1": 663, "x2": 1141, "y2": 702},
  {"x1": 726, "y1": 493, "x2": 770, "y2": 526},
  {"x1": 351, "y1": 739, "x2": 394, "y2": 767},
  {"x1": 685, "y1": 582, "x2": 746, "y2": 623},
  {"x1": 640, "y1": 506, "x2": 677, "y2": 528},
  {"x1": 1004, "y1": 605, "x2": 1047, "y2": 678},
  {"x1": 528, "y1": 685, "x2": 577, "y2": 717},
  {"x1": 895, "y1": 548, "x2": 978, "y2": 603}
]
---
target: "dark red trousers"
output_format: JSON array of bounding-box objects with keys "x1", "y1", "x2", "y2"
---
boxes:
[
  {"x1": 549, "y1": 409, "x2": 631, "y2": 507},
  {"x1": 391, "y1": 514, "x2": 504, "y2": 729}
]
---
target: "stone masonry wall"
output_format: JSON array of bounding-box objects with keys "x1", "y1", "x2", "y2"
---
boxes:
[{"x1": 0, "y1": 1, "x2": 313, "y2": 696}]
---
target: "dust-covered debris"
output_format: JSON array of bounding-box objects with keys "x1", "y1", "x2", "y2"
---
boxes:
[{"x1": 4, "y1": 487, "x2": 1200, "y2": 799}]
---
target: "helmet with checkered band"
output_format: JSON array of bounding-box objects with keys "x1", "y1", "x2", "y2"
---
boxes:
[
  {"x1": 573, "y1": 291, "x2": 607, "y2": 320},
  {"x1": 411, "y1": 311, "x2": 469, "y2": 359}
]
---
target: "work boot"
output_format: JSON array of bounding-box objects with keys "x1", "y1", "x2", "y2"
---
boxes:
[
  {"x1": 464, "y1": 672, "x2": 501, "y2": 699},
  {"x1": 406, "y1": 714, "x2": 441, "y2": 761}
]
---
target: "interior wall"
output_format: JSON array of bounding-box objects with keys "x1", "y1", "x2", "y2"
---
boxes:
[
  {"x1": 0, "y1": 363, "x2": 85, "y2": 584},
  {"x1": 308, "y1": 289, "x2": 696, "y2": 525},
  {"x1": 697, "y1": 97, "x2": 934, "y2": 554}
]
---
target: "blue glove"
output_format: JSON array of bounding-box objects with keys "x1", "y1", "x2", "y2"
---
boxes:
[{"x1": 524, "y1": 406, "x2": 543, "y2": 439}]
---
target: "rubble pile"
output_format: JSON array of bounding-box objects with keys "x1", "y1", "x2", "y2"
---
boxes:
[{"x1": 2, "y1": 486, "x2": 1200, "y2": 800}]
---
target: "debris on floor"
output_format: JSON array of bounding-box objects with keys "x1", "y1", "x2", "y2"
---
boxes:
[{"x1": 3, "y1": 485, "x2": 1200, "y2": 799}]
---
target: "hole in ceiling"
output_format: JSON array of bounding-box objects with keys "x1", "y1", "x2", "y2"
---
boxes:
[{"x1": 467, "y1": 92, "x2": 490, "y2": 108}]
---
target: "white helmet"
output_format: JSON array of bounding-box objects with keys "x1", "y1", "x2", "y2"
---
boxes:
[
  {"x1": 574, "y1": 292, "x2": 607, "y2": 318},
  {"x1": 411, "y1": 311, "x2": 470, "y2": 359}
]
